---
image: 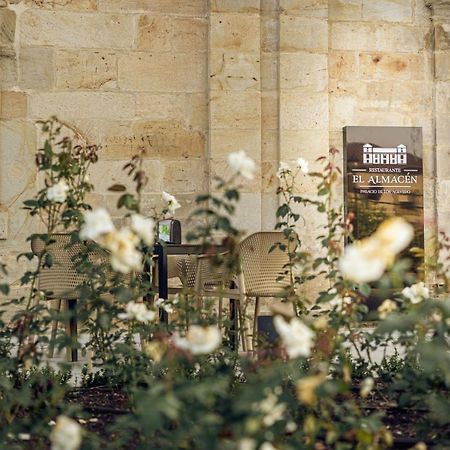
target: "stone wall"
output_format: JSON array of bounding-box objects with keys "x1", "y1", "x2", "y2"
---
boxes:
[{"x1": 1, "y1": 0, "x2": 449, "y2": 296}]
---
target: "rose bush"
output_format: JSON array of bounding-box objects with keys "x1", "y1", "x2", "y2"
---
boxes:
[{"x1": 0, "y1": 118, "x2": 448, "y2": 449}]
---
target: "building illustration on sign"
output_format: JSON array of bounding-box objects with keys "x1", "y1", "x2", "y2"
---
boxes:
[{"x1": 363, "y1": 144, "x2": 407, "y2": 165}]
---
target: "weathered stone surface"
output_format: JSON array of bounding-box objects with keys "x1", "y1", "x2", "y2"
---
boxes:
[
  {"x1": 280, "y1": 52, "x2": 327, "y2": 91},
  {"x1": 232, "y1": 193, "x2": 261, "y2": 233},
  {"x1": 262, "y1": 129, "x2": 278, "y2": 161},
  {"x1": 262, "y1": 15, "x2": 278, "y2": 52},
  {"x1": 209, "y1": 51, "x2": 260, "y2": 91},
  {"x1": 29, "y1": 92, "x2": 135, "y2": 119},
  {"x1": 137, "y1": 16, "x2": 207, "y2": 53},
  {"x1": 261, "y1": 53, "x2": 278, "y2": 90},
  {"x1": 118, "y1": 52, "x2": 206, "y2": 92},
  {"x1": 331, "y1": 22, "x2": 427, "y2": 52},
  {"x1": 0, "y1": 91, "x2": 26, "y2": 119},
  {"x1": 101, "y1": 120, "x2": 206, "y2": 161},
  {"x1": 436, "y1": 23, "x2": 450, "y2": 50},
  {"x1": 280, "y1": 92, "x2": 328, "y2": 130},
  {"x1": 329, "y1": 51, "x2": 359, "y2": 80},
  {"x1": 55, "y1": 49, "x2": 117, "y2": 89},
  {"x1": 279, "y1": 129, "x2": 329, "y2": 162},
  {"x1": 362, "y1": 0, "x2": 413, "y2": 22},
  {"x1": 0, "y1": 9, "x2": 15, "y2": 47},
  {"x1": 25, "y1": 0, "x2": 97, "y2": 10},
  {"x1": 98, "y1": 0, "x2": 206, "y2": 15},
  {"x1": 163, "y1": 159, "x2": 207, "y2": 193},
  {"x1": 19, "y1": 47, "x2": 53, "y2": 89},
  {"x1": 436, "y1": 51, "x2": 450, "y2": 80},
  {"x1": 261, "y1": 160, "x2": 277, "y2": 193},
  {"x1": 210, "y1": 13, "x2": 260, "y2": 53},
  {"x1": 210, "y1": 128, "x2": 261, "y2": 160},
  {"x1": 280, "y1": 16, "x2": 327, "y2": 52},
  {"x1": 20, "y1": 10, "x2": 134, "y2": 48},
  {"x1": 359, "y1": 52, "x2": 425, "y2": 80},
  {"x1": 262, "y1": 91, "x2": 278, "y2": 130},
  {"x1": 329, "y1": 0, "x2": 362, "y2": 20},
  {"x1": 210, "y1": 0, "x2": 260, "y2": 13},
  {"x1": 136, "y1": 93, "x2": 207, "y2": 131},
  {"x1": 0, "y1": 49, "x2": 17, "y2": 89},
  {"x1": 0, "y1": 120, "x2": 36, "y2": 207},
  {"x1": 280, "y1": 0, "x2": 328, "y2": 18},
  {"x1": 0, "y1": 1, "x2": 7, "y2": 7},
  {"x1": 210, "y1": 91, "x2": 261, "y2": 129},
  {"x1": 0, "y1": 212, "x2": 7, "y2": 239}
]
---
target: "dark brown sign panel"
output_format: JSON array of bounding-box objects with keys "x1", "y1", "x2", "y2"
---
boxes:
[{"x1": 344, "y1": 126, "x2": 424, "y2": 267}]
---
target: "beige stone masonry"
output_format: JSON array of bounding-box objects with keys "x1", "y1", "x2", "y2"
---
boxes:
[
  {"x1": 25, "y1": 0, "x2": 97, "y2": 10},
  {"x1": 0, "y1": 91, "x2": 26, "y2": 119},
  {"x1": 19, "y1": 47, "x2": 54, "y2": 89},
  {"x1": 0, "y1": 8, "x2": 15, "y2": 46},
  {"x1": 97, "y1": 0, "x2": 207, "y2": 15},
  {"x1": 55, "y1": 49, "x2": 117, "y2": 89},
  {"x1": 118, "y1": 52, "x2": 206, "y2": 92},
  {"x1": 20, "y1": 10, "x2": 135, "y2": 48}
]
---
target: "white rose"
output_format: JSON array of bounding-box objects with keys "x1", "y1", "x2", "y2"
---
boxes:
[
  {"x1": 276, "y1": 161, "x2": 291, "y2": 179},
  {"x1": 102, "y1": 227, "x2": 142, "y2": 273},
  {"x1": 162, "y1": 191, "x2": 181, "y2": 216},
  {"x1": 375, "y1": 217, "x2": 414, "y2": 255},
  {"x1": 273, "y1": 316, "x2": 315, "y2": 359},
  {"x1": 80, "y1": 208, "x2": 115, "y2": 241},
  {"x1": 47, "y1": 180, "x2": 69, "y2": 203},
  {"x1": 377, "y1": 299, "x2": 398, "y2": 319},
  {"x1": 339, "y1": 237, "x2": 391, "y2": 284},
  {"x1": 227, "y1": 150, "x2": 256, "y2": 180},
  {"x1": 173, "y1": 325, "x2": 222, "y2": 355},
  {"x1": 118, "y1": 301, "x2": 157, "y2": 323},
  {"x1": 238, "y1": 438, "x2": 257, "y2": 450},
  {"x1": 296, "y1": 157, "x2": 309, "y2": 174},
  {"x1": 402, "y1": 282, "x2": 429, "y2": 304},
  {"x1": 50, "y1": 416, "x2": 82, "y2": 450},
  {"x1": 131, "y1": 214, "x2": 155, "y2": 246},
  {"x1": 360, "y1": 377, "x2": 374, "y2": 398}
]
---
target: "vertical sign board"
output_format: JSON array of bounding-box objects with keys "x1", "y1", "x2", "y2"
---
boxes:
[{"x1": 344, "y1": 126, "x2": 424, "y2": 270}]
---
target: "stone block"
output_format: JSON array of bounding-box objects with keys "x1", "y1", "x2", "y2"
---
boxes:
[
  {"x1": 331, "y1": 22, "x2": 427, "y2": 53},
  {"x1": 362, "y1": 0, "x2": 413, "y2": 23},
  {"x1": 136, "y1": 93, "x2": 207, "y2": 131},
  {"x1": 232, "y1": 193, "x2": 261, "y2": 233},
  {"x1": 210, "y1": 128, "x2": 261, "y2": 160},
  {"x1": 435, "y1": 51, "x2": 450, "y2": 80},
  {"x1": 279, "y1": 129, "x2": 329, "y2": 163},
  {"x1": 261, "y1": 53, "x2": 278, "y2": 90},
  {"x1": 280, "y1": 16, "x2": 327, "y2": 52},
  {"x1": 19, "y1": 46, "x2": 53, "y2": 89},
  {"x1": 262, "y1": 15, "x2": 278, "y2": 53},
  {"x1": 210, "y1": 0, "x2": 260, "y2": 13},
  {"x1": 359, "y1": 52, "x2": 425, "y2": 80},
  {"x1": 329, "y1": 51, "x2": 359, "y2": 80},
  {"x1": 29, "y1": 92, "x2": 135, "y2": 120},
  {"x1": 118, "y1": 52, "x2": 206, "y2": 92},
  {"x1": 209, "y1": 51, "x2": 260, "y2": 91},
  {"x1": 436, "y1": 114, "x2": 450, "y2": 147},
  {"x1": 262, "y1": 90, "x2": 278, "y2": 130},
  {"x1": 25, "y1": 0, "x2": 98, "y2": 10},
  {"x1": 329, "y1": 0, "x2": 362, "y2": 20},
  {"x1": 261, "y1": 192, "x2": 277, "y2": 230},
  {"x1": 261, "y1": 160, "x2": 277, "y2": 193},
  {"x1": 0, "y1": 9, "x2": 15, "y2": 47},
  {"x1": 0, "y1": 91, "x2": 26, "y2": 119},
  {"x1": 0, "y1": 120, "x2": 36, "y2": 206},
  {"x1": 210, "y1": 13, "x2": 260, "y2": 53},
  {"x1": 0, "y1": 48, "x2": 17, "y2": 89},
  {"x1": 210, "y1": 91, "x2": 261, "y2": 129},
  {"x1": 55, "y1": 49, "x2": 117, "y2": 89},
  {"x1": 280, "y1": 92, "x2": 328, "y2": 130},
  {"x1": 280, "y1": 0, "x2": 328, "y2": 18},
  {"x1": 436, "y1": 81, "x2": 450, "y2": 115},
  {"x1": 20, "y1": 10, "x2": 134, "y2": 48},
  {"x1": 280, "y1": 52, "x2": 327, "y2": 92},
  {"x1": 98, "y1": 0, "x2": 207, "y2": 15},
  {"x1": 262, "y1": 129, "x2": 278, "y2": 161},
  {"x1": 163, "y1": 159, "x2": 207, "y2": 193},
  {"x1": 0, "y1": 212, "x2": 7, "y2": 239},
  {"x1": 137, "y1": 16, "x2": 207, "y2": 53}
]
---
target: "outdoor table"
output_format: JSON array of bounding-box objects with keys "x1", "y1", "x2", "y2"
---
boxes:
[{"x1": 150, "y1": 242, "x2": 239, "y2": 348}]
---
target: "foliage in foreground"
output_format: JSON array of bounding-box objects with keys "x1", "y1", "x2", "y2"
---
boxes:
[{"x1": 0, "y1": 118, "x2": 449, "y2": 449}]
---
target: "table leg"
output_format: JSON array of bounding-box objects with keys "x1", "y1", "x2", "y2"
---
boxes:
[
  {"x1": 154, "y1": 244, "x2": 169, "y2": 323},
  {"x1": 228, "y1": 280, "x2": 238, "y2": 351}
]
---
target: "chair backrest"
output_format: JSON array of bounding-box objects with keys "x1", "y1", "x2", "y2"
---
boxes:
[
  {"x1": 31, "y1": 234, "x2": 91, "y2": 299},
  {"x1": 238, "y1": 232, "x2": 290, "y2": 297}
]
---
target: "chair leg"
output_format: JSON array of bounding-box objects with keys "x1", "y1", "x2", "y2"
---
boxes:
[
  {"x1": 48, "y1": 299, "x2": 62, "y2": 358},
  {"x1": 252, "y1": 297, "x2": 260, "y2": 352},
  {"x1": 237, "y1": 300, "x2": 247, "y2": 352},
  {"x1": 65, "y1": 299, "x2": 78, "y2": 362}
]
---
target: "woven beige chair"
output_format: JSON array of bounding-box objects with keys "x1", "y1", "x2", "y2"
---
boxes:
[
  {"x1": 236, "y1": 232, "x2": 291, "y2": 350},
  {"x1": 31, "y1": 234, "x2": 110, "y2": 362}
]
